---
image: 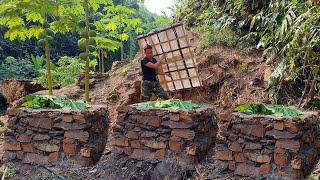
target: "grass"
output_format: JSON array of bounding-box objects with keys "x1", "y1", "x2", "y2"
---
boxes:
[{"x1": 195, "y1": 25, "x2": 255, "y2": 55}]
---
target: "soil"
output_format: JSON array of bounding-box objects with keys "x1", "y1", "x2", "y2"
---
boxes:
[{"x1": 0, "y1": 45, "x2": 319, "y2": 179}]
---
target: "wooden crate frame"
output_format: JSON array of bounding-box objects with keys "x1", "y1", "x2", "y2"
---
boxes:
[{"x1": 137, "y1": 23, "x2": 202, "y2": 91}]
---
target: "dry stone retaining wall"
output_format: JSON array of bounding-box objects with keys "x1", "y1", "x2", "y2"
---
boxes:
[
  {"x1": 216, "y1": 112, "x2": 320, "y2": 179},
  {"x1": 4, "y1": 106, "x2": 108, "y2": 167},
  {"x1": 113, "y1": 105, "x2": 217, "y2": 164}
]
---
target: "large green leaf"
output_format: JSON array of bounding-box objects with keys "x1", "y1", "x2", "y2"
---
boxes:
[
  {"x1": 234, "y1": 104, "x2": 303, "y2": 117},
  {"x1": 137, "y1": 99, "x2": 200, "y2": 110},
  {"x1": 22, "y1": 95, "x2": 91, "y2": 111}
]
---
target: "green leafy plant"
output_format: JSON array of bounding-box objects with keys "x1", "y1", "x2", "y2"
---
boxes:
[
  {"x1": 22, "y1": 95, "x2": 92, "y2": 110},
  {"x1": 31, "y1": 55, "x2": 45, "y2": 71},
  {"x1": 32, "y1": 56, "x2": 86, "y2": 88},
  {"x1": 234, "y1": 104, "x2": 303, "y2": 117},
  {"x1": 137, "y1": 99, "x2": 200, "y2": 110},
  {"x1": 0, "y1": 56, "x2": 37, "y2": 81}
]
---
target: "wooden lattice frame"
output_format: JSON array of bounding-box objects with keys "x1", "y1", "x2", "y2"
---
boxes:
[{"x1": 137, "y1": 23, "x2": 202, "y2": 91}]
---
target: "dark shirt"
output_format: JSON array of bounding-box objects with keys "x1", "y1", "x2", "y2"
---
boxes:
[{"x1": 141, "y1": 57, "x2": 157, "y2": 81}]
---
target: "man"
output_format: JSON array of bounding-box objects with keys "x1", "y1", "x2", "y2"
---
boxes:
[{"x1": 141, "y1": 45, "x2": 171, "y2": 102}]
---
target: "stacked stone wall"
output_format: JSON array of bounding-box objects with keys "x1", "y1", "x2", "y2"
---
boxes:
[
  {"x1": 216, "y1": 112, "x2": 320, "y2": 179},
  {"x1": 113, "y1": 105, "x2": 217, "y2": 164},
  {"x1": 4, "y1": 106, "x2": 108, "y2": 167}
]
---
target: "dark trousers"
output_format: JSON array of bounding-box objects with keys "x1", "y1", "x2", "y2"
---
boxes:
[{"x1": 141, "y1": 80, "x2": 168, "y2": 102}]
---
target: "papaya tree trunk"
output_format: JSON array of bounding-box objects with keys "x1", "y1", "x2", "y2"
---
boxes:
[
  {"x1": 121, "y1": 42, "x2": 124, "y2": 61},
  {"x1": 98, "y1": 49, "x2": 101, "y2": 73},
  {"x1": 129, "y1": 33, "x2": 132, "y2": 60},
  {"x1": 45, "y1": 42, "x2": 53, "y2": 95},
  {"x1": 102, "y1": 50, "x2": 105, "y2": 73},
  {"x1": 84, "y1": 0, "x2": 90, "y2": 102}
]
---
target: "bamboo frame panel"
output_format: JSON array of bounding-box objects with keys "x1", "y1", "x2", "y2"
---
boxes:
[{"x1": 137, "y1": 23, "x2": 202, "y2": 91}]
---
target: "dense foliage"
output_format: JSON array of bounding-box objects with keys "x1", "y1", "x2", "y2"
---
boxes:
[
  {"x1": 175, "y1": 0, "x2": 320, "y2": 106},
  {"x1": 0, "y1": 56, "x2": 37, "y2": 81},
  {"x1": 32, "y1": 56, "x2": 86, "y2": 88}
]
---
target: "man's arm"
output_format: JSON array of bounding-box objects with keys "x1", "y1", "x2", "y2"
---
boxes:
[
  {"x1": 144, "y1": 53, "x2": 167, "y2": 69},
  {"x1": 156, "y1": 67, "x2": 171, "y2": 77}
]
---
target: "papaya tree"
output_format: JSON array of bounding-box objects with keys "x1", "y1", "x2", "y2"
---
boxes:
[
  {"x1": 54, "y1": 0, "x2": 113, "y2": 101},
  {"x1": 0, "y1": 0, "x2": 58, "y2": 95},
  {"x1": 100, "y1": 4, "x2": 143, "y2": 61}
]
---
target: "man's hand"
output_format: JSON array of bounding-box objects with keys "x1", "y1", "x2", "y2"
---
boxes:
[
  {"x1": 164, "y1": 72, "x2": 172, "y2": 77},
  {"x1": 160, "y1": 53, "x2": 167, "y2": 61}
]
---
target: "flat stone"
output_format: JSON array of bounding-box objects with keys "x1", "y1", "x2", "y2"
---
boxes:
[
  {"x1": 54, "y1": 122, "x2": 91, "y2": 130},
  {"x1": 73, "y1": 114, "x2": 87, "y2": 124},
  {"x1": 147, "y1": 116, "x2": 161, "y2": 127},
  {"x1": 274, "y1": 121, "x2": 284, "y2": 130},
  {"x1": 17, "y1": 134, "x2": 32, "y2": 143},
  {"x1": 49, "y1": 152, "x2": 62, "y2": 162},
  {"x1": 266, "y1": 130, "x2": 302, "y2": 139},
  {"x1": 113, "y1": 137, "x2": 129, "y2": 147},
  {"x1": 161, "y1": 121, "x2": 198, "y2": 129},
  {"x1": 125, "y1": 131, "x2": 140, "y2": 139},
  {"x1": 170, "y1": 114, "x2": 180, "y2": 121},
  {"x1": 155, "y1": 149, "x2": 166, "y2": 159},
  {"x1": 169, "y1": 140, "x2": 185, "y2": 152},
  {"x1": 284, "y1": 121, "x2": 300, "y2": 133},
  {"x1": 22, "y1": 143, "x2": 35, "y2": 152},
  {"x1": 63, "y1": 114, "x2": 73, "y2": 123},
  {"x1": 131, "y1": 149, "x2": 154, "y2": 160},
  {"x1": 240, "y1": 125, "x2": 264, "y2": 137},
  {"x1": 156, "y1": 128, "x2": 171, "y2": 134},
  {"x1": 63, "y1": 143, "x2": 79, "y2": 154},
  {"x1": 274, "y1": 153, "x2": 289, "y2": 165},
  {"x1": 245, "y1": 143, "x2": 262, "y2": 150},
  {"x1": 216, "y1": 151, "x2": 233, "y2": 161},
  {"x1": 180, "y1": 113, "x2": 193, "y2": 122},
  {"x1": 228, "y1": 142, "x2": 244, "y2": 152},
  {"x1": 171, "y1": 129, "x2": 195, "y2": 140},
  {"x1": 246, "y1": 153, "x2": 271, "y2": 163},
  {"x1": 4, "y1": 140, "x2": 21, "y2": 151},
  {"x1": 6, "y1": 108, "x2": 20, "y2": 116},
  {"x1": 39, "y1": 118, "x2": 54, "y2": 129},
  {"x1": 34, "y1": 143, "x2": 60, "y2": 152},
  {"x1": 275, "y1": 139, "x2": 300, "y2": 152},
  {"x1": 235, "y1": 163, "x2": 258, "y2": 176},
  {"x1": 260, "y1": 163, "x2": 272, "y2": 174},
  {"x1": 140, "y1": 131, "x2": 158, "y2": 138},
  {"x1": 141, "y1": 140, "x2": 166, "y2": 149},
  {"x1": 64, "y1": 130, "x2": 89, "y2": 141},
  {"x1": 33, "y1": 134, "x2": 51, "y2": 141},
  {"x1": 234, "y1": 153, "x2": 246, "y2": 162},
  {"x1": 49, "y1": 130, "x2": 65, "y2": 136},
  {"x1": 130, "y1": 140, "x2": 142, "y2": 149},
  {"x1": 174, "y1": 154, "x2": 198, "y2": 164}
]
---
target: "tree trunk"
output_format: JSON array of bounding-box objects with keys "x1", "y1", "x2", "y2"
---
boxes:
[
  {"x1": 84, "y1": 0, "x2": 90, "y2": 102},
  {"x1": 102, "y1": 50, "x2": 105, "y2": 73},
  {"x1": 121, "y1": 42, "x2": 124, "y2": 61},
  {"x1": 45, "y1": 41, "x2": 53, "y2": 95},
  {"x1": 98, "y1": 49, "x2": 101, "y2": 73},
  {"x1": 129, "y1": 33, "x2": 132, "y2": 60}
]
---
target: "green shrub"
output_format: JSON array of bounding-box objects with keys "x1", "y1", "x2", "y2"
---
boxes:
[
  {"x1": 194, "y1": 25, "x2": 256, "y2": 55},
  {"x1": 32, "y1": 56, "x2": 85, "y2": 88},
  {"x1": 0, "y1": 56, "x2": 37, "y2": 80}
]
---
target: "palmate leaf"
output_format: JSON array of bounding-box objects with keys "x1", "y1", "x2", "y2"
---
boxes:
[
  {"x1": 137, "y1": 99, "x2": 200, "y2": 110},
  {"x1": 234, "y1": 104, "x2": 303, "y2": 117},
  {"x1": 21, "y1": 95, "x2": 91, "y2": 111}
]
